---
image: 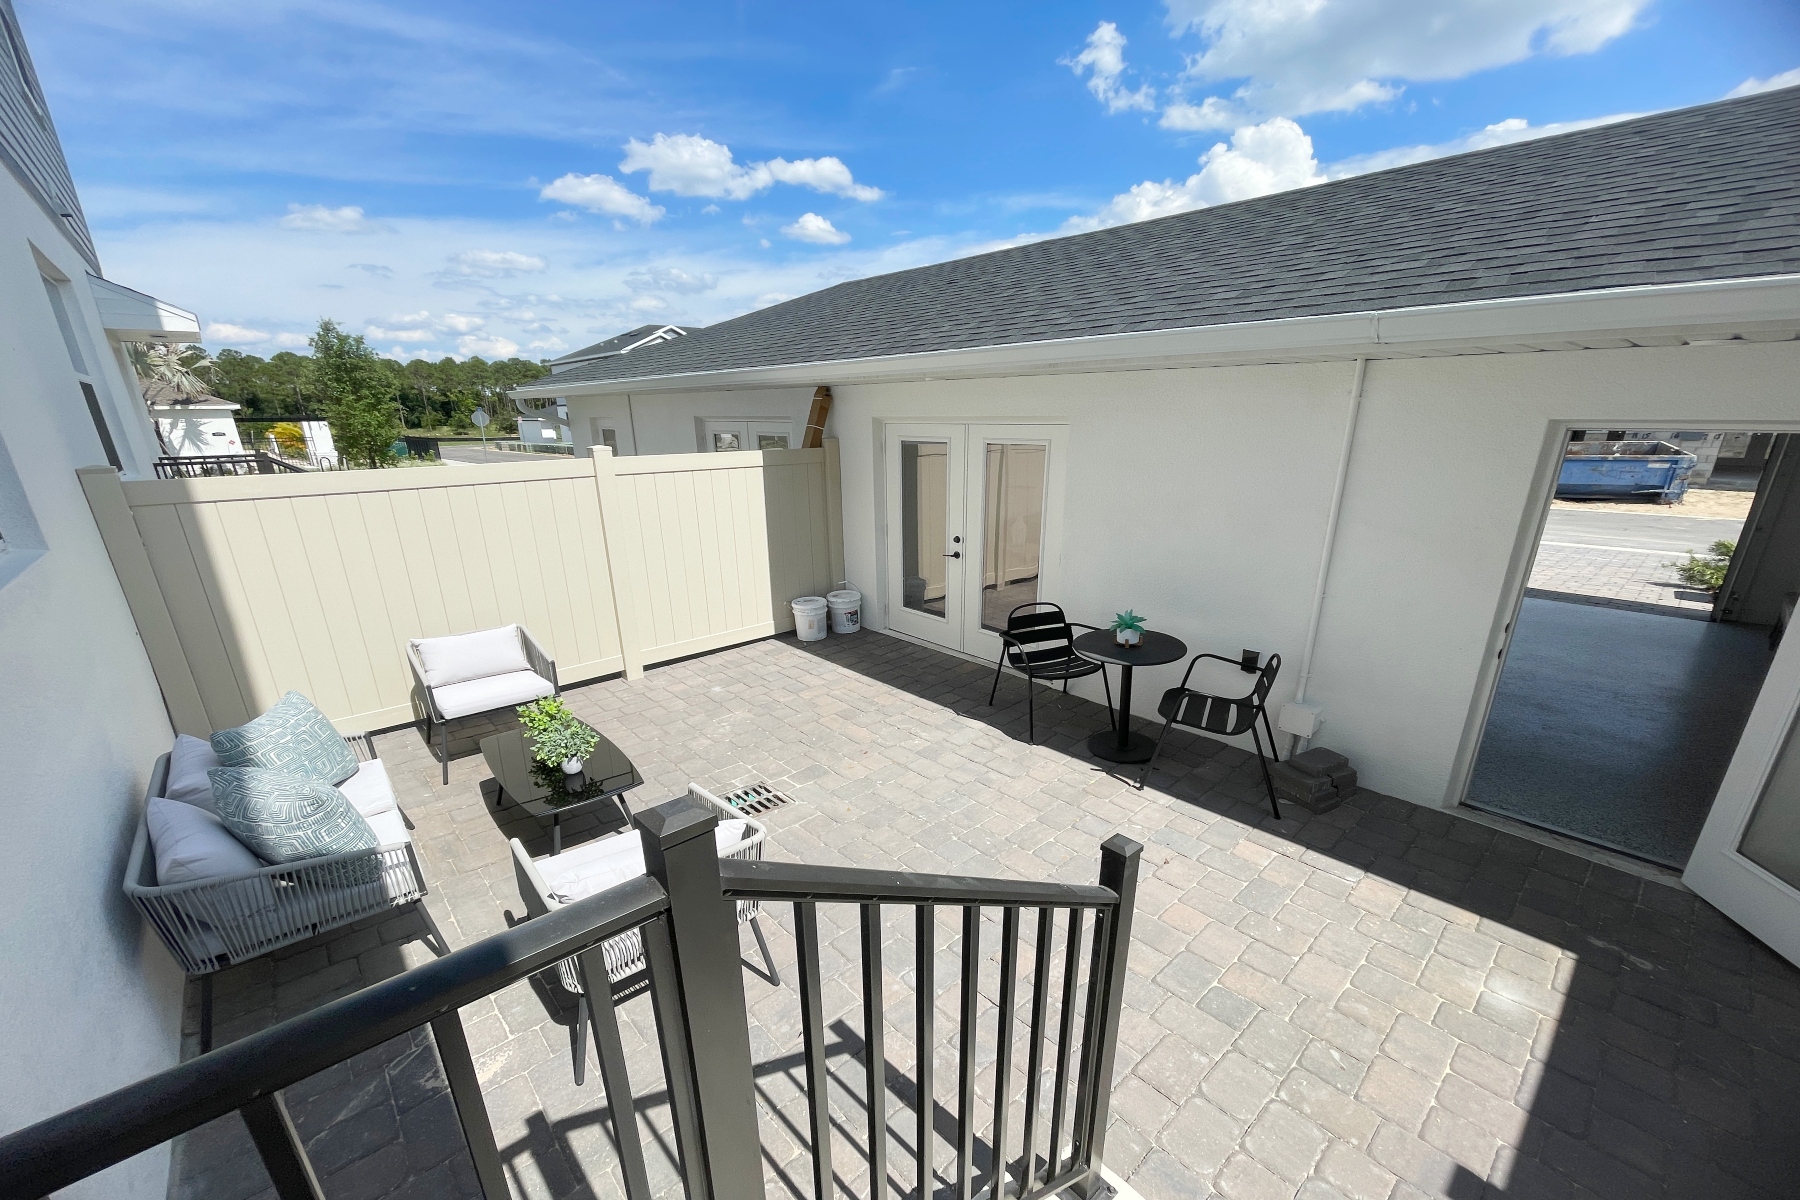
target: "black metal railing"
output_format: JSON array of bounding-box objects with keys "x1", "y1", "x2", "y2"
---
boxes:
[
  {"x1": 154, "y1": 452, "x2": 308, "y2": 478},
  {"x1": 0, "y1": 797, "x2": 1139, "y2": 1200}
]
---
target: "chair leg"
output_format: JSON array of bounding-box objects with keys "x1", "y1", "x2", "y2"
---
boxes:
[
  {"x1": 1026, "y1": 673, "x2": 1036, "y2": 743},
  {"x1": 573, "y1": 991, "x2": 589, "y2": 1086},
  {"x1": 1101, "y1": 667, "x2": 1115, "y2": 727},
  {"x1": 438, "y1": 719, "x2": 449, "y2": 785},
  {"x1": 751, "y1": 915, "x2": 781, "y2": 987},
  {"x1": 199, "y1": 974, "x2": 214, "y2": 1055},
  {"x1": 1259, "y1": 705, "x2": 1282, "y2": 763},
  {"x1": 1137, "y1": 713, "x2": 1178, "y2": 790},
  {"x1": 988, "y1": 651, "x2": 1007, "y2": 706},
  {"x1": 415, "y1": 900, "x2": 453, "y2": 958},
  {"x1": 1251, "y1": 725, "x2": 1281, "y2": 821}
]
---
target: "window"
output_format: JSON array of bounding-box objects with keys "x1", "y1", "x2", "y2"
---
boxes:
[
  {"x1": 0, "y1": 431, "x2": 47, "y2": 590},
  {"x1": 702, "y1": 418, "x2": 794, "y2": 452},
  {"x1": 588, "y1": 419, "x2": 620, "y2": 454},
  {"x1": 41, "y1": 272, "x2": 123, "y2": 471}
]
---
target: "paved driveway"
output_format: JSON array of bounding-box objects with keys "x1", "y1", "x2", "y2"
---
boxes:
[
  {"x1": 171, "y1": 632, "x2": 1799, "y2": 1200},
  {"x1": 1529, "y1": 509, "x2": 1744, "y2": 618}
]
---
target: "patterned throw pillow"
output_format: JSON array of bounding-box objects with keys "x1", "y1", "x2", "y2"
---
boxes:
[
  {"x1": 209, "y1": 767, "x2": 380, "y2": 883},
  {"x1": 211, "y1": 692, "x2": 358, "y2": 786}
]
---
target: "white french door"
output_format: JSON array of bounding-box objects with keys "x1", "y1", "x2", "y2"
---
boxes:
[
  {"x1": 1684, "y1": 624, "x2": 1800, "y2": 968},
  {"x1": 883, "y1": 423, "x2": 1066, "y2": 657}
]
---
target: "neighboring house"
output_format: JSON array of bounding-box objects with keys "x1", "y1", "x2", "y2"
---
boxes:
[
  {"x1": 515, "y1": 86, "x2": 1800, "y2": 814},
  {"x1": 0, "y1": 3, "x2": 204, "y2": 1195},
  {"x1": 142, "y1": 381, "x2": 245, "y2": 457},
  {"x1": 515, "y1": 323, "x2": 703, "y2": 451}
]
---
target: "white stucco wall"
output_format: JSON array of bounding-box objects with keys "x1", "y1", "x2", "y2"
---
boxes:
[
  {"x1": 0, "y1": 176, "x2": 185, "y2": 1196},
  {"x1": 566, "y1": 386, "x2": 818, "y2": 456},
  {"x1": 636, "y1": 339, "x2": 1796, "y2": 811}
]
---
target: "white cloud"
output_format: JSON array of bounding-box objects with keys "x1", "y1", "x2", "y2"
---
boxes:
[
  {"x1": 1727, "y1": 67, "x2": 1800, "y2": 98},
  {"x1": 1159, "y1": 96, "x2": 1245, "y2": 131},
  {"x1": 440, "y1": 312, "x2": 486, "y2": 332},
  {"x1": 781, "y1": 213, "x2": 851, "y2": 245},
  {"x1": 619, "y1": 133, "x2": 884, "y2": 201},
  {"x1": 457, "y1": 334, "x2": 521, "y2": 358},
  {"x1": 206, "y1": 321, "x2": 272, "y2": 345},
  {"x1": 1063, "y1": 21, "x2": 1157, "y2": 114},
  {"x1": 539, "y1": 173, "x2": 665, "y2": 223},
  {"x1": 1067, "y1": 116, "x2": 1323, "y2": 230},
  {"x1": 365, "y1": 325, "x2": 434, "y2": 342},
  {"x1": 625, "y1": 266, "x2": 719, "y2": 294},
  {"x1": 1163, "y1": 0, "x2": 1648, "y2": 119},
  {"x1": 280, "y1": 203, "x2": 389, "y2": 233},
  {"x1": 348, "y1": 263, "x2": 394, "y2": 278},
  {"x1": 1327, "y1": 111, "x2": 1640, "y2": 177},
  {"x1": 272, "y1": 333, "x2": 311, "y2": 348},
  {"x1": 443, "y1": 249, "x2": 548, "y2": 278}
]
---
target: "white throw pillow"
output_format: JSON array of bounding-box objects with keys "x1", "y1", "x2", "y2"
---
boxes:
[
  {"x1": 163, "y1": 734, "x2": 223, "y2": 812},
  {"x1": 147, "y1": 796, "x2": 265, "y2": 885},
  {"x1": 543, "y1": 821, "x2": 755, "y2": 904},
  {"x1": 412, "y1": 626, "x2": 530, "y2": 689}
]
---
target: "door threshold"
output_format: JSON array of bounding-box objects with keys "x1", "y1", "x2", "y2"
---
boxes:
[{"x1": 1457, "y1": 803, "x2": 1690, "y2": 891}]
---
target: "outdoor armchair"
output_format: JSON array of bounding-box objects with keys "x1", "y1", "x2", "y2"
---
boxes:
[
  {"x1": 1140, "y1": 651, "x2": 1284, "y2": 816},
  {"x1": 988, "y1": 602, "x2": 1114, "y2": 743},
  {"x1": 509, "y1": 783, "x2": 780, "y2": 1085},
  {"x1": 408, "y1": 624, "x2": 557, "y2": 782}
]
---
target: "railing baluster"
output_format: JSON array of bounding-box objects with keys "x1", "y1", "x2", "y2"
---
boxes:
[
  {"x1": 575, "y1": 946, "x2": 653, "y2": 1200},
  {"x1": 1067, "y1": 910, "x2": 1109, "y2": 1176},
  {"x1": 1069, "y1": 836, "x2": 1143, "y2": 1200},
  {"x1": 430, "y1": 1010, "x2": 511, "y2": 1200},
  {"x1": 1047, "y1": 909, "x2": 1084, "y2": 1181},
  {"x1": 955, "y1": 905, "x2": 980, "y2": 1200},
  {"x1": 1019, "y1": 908, "x2": 1053, "y2": 1191},
  {"x1": 239, "y1": 1093, "x2": 325, "y2": 1200},
  {"x1": 916, "y1": 904, "x2": 936, "y2": 1200},
  {"x1": 640, "y1": 914, "x2": 712, "y2": 1200},
  {"x1": 989, "y1": 907, "x2": 1020, "y2": 1200},
  {"x1": 796, "y1": 901, "x2": 834, "y2": 1200},
  {"x1": 862, "y1": 903, "x2": 889, "y2": 1199}
]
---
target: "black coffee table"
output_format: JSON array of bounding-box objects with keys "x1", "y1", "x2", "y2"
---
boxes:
[
  {"x1": 1072, "y1": 629, "x2": 1190, "y2": 764},
  {"x1": 480, "y1": 727, "x2": 643, "y2": 854}
]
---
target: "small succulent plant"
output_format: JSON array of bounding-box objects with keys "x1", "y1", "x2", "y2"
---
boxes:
[
  {"x1": 1109, "y1": 610, "x2": 1147, "y2": 634},
  {"x1": 517, "y1": 696, "x2": 599, "y2": 766}
]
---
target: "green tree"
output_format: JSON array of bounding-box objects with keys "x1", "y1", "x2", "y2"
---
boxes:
[{"x1": 307, "y1": 319, "x2": 401, "y2": 469}]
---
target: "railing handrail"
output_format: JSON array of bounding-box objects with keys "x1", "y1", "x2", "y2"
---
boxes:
[
  {"x1": 719, "y1": 858, "x2": 1119, "y2": 909},
  {"x1": 153, "y1": 452, "x2": 309, "y2": 478},
  {"x1": 0, "y1": 876, "x2": 669, "y2": 1199}
]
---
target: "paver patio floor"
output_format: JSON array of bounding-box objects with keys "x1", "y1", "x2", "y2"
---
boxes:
[{"x1": 171, "y1": 631, "x2": 1800, "y2": 1200}]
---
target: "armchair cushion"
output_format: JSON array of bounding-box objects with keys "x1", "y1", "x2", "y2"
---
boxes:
[
  {"x1": 146, "y1": 796, "x2": 263, "y2": 885},
  {"x1": 208, "y1": 766, "x2": 378, "y2": 873},
  {"x1": 413, "y1": 626, "x2": 530, "y2": 689},
  {"x1": 336, "y1": 758, "x2": 398, "y2": 819},
  {"x1": 432, "y1": 669, "x2": 555, "y2": 720},
  {"x1": 541, "y1": 819, "x2": 751, "y2": 905},
  {"x1": 163, "y1": 734, "x2": 223, "y2": 813},
  {"x1": 211, "y1": 691, "x2": 358, "y2": 786}
]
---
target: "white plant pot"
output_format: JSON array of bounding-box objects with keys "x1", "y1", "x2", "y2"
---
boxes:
[
  {"x1": 562, "y1": 756, "x2": 584, "y2": 774},
  {"x1": 1115, "y1": 628, "x2": 1141, "y2": 646}
]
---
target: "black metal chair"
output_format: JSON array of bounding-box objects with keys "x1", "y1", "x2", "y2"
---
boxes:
[
  {"x1": 1140, "y1": 652, "x2": 1283, "y2": 817},
  {"x1": 987, "y1": 603, "x2": 1113, "y2": 744}
]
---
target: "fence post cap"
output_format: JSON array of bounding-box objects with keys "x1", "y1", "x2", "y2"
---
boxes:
[
  {"x1": 1100, "y1": 833, "x2": 1144, "y2": 860},
  {"x1": 634, "y1": 793, "x2": 718, "y2": 850}
]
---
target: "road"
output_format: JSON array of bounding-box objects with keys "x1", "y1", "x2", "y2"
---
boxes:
[
  {"x1": 435, "y1": 441, "x2": 560, "y2": 466},
  {"x1": 1541, "y1": 507, "x2": 1745, "y2": 556}
]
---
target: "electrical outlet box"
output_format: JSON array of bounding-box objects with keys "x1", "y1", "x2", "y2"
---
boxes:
[{"x1": 1278, "y1": 702, "x2": 1323, "y2": 738}]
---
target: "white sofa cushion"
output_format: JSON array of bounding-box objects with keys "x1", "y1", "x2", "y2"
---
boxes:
[
  {"x1": 363, "y1": 807, "x2": 411, "y2": 848},
  {"x1": 432, "y1": 669, "x2": 554, "y2": 719},
  {"x1": 413, "y1": 626, "x2": 529, "y2": 689},
  {"x1": 542, "y1": 820, "x2": 752, "y2": 904},
  {"x1": 163, "y1": 734, "x2": 223, "y2": 813},
  {"x1": 337, "y1": 758, "x2": 398, "y2": 818},
  {"x1": 147, "y1": 796, "x2": 264, "y2": 885}
]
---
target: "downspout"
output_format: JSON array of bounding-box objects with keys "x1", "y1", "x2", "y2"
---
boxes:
[
  {"x1": 1291, "y1": 356, "x2": 1368, "y2": 751},
  {"x1": 626, "y1": 394, "x2": 640, "y2": 456}
]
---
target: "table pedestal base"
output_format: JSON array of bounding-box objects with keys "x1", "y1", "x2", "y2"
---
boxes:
[{"x1": 1088, "y1": 729, "x2": 1159, "y2": 764}]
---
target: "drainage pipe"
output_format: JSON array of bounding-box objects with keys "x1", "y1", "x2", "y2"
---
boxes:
[{"x1": 1291, "y1": 356, "x2": 1368, "y2": 749}]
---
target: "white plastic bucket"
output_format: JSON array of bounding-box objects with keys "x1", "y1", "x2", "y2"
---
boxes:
[
  {"x1": 792, "y1": 595, "x2": 828, "y2": 642},
  {"x1": 827, "y1": 583, "x2": 862, "y2": 634}
]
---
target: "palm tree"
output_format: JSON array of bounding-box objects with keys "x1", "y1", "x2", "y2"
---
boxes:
[{"x1": 131, "y1": 342, "x2": 218, "y2": 455}]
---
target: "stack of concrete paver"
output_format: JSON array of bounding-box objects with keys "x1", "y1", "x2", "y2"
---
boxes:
[{"x1": 1270, "y1": 746, "x2": 1357, "y2": 812}]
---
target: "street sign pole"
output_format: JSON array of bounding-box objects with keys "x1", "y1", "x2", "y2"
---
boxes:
[{"x1": 472, "y1": 406, "x2": 490, "y2": 461}]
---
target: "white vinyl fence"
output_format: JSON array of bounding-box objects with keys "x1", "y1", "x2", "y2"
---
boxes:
[{"x1": 81, "y1": 444, "x2": 845, "y2": 736}]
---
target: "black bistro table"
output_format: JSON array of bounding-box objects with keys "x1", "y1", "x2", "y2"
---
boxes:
[
  {"x1": 1072, "y1": 628, "x2": 1189, "y2": 764},
  {"x1": 480, "y1": 727, "x2": 643, "y2": 854}
]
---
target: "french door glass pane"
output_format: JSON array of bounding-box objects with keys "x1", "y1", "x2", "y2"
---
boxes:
[
  {"x1": 1740, "y1": 717, "x2": 1800, "y2": 889},
  {"x1": 900, "y1": 440, "x2": 949, "y2": 617},
  {"x1": 757, "y1": 433, "x2": 789, "y2": 450},
  {"x1": 980, "y1": 443, "x2": 1046, "y2": 632},
  {"x1": 712, "y1": 431, "x2": 742, "y2": 451}
]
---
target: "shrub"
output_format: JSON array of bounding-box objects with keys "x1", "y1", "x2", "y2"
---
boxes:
[{"x1": 1669, "y1": 540, "x2": 1735, "y2": 592}]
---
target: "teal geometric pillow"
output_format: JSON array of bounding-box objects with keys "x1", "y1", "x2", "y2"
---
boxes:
[
  {"x1": 208, "y1": 767, "x2": 379, "y2": 882},
  {"x1": 211, "y1": 692, "x2": 357, "y2": 786}
]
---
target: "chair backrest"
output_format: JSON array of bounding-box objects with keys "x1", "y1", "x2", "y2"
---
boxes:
[
  {"x1": 409, "y1": 625, "x2": 527, "y2": 689},
  {"x1": 1170, "y1": 653, "x2": 1282, "y2": 738},
  {"x1": 1002, "y1": 603, "x2": 1077, "y2": 669}
]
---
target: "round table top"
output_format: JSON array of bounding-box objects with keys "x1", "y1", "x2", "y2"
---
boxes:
[{"x1": 1072, "y1": 628, "x2": 1188, "y2": 668}]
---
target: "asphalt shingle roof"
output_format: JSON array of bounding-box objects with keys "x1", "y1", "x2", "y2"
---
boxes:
[
  {"x1": 551, "y1": 323, "x2": 700, "y2": 365},
  {"x1": 547, "y1": 88, "x2": 1800, "y2": 388}
]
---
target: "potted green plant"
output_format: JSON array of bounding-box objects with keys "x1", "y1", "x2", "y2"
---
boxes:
[
  {"x1": 516, "y1": 697, "x2": 599, "y2": 774},
  {"x1": 1110, "y1": 610, "x2": 1147, "y2": 647}
]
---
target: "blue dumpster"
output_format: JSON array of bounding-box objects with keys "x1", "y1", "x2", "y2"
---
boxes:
[{"x1": 1556, "y1": 440, "x2": 1696, "y2": 504}]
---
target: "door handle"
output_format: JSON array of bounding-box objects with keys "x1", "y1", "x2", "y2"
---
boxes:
[{"x1": 944, "y1": 551, "x2": 962, "y2": 559}]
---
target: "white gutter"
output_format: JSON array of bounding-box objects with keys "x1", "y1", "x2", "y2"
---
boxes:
[
  {"x1": 511, "y1": 273, "x2": 1800, "y2": 400},
  {"x1": 1284, "y1": 356, "x2": 1367, "y2": 752}
]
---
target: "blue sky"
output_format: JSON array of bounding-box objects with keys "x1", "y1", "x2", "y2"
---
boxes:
[{"x1": 16, "y1": 0, "x2": 1800, "y2": 361}]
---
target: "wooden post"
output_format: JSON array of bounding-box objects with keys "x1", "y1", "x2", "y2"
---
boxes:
[{"x1": 802, "y1": 386, "x2": 832, "y2": 450}]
